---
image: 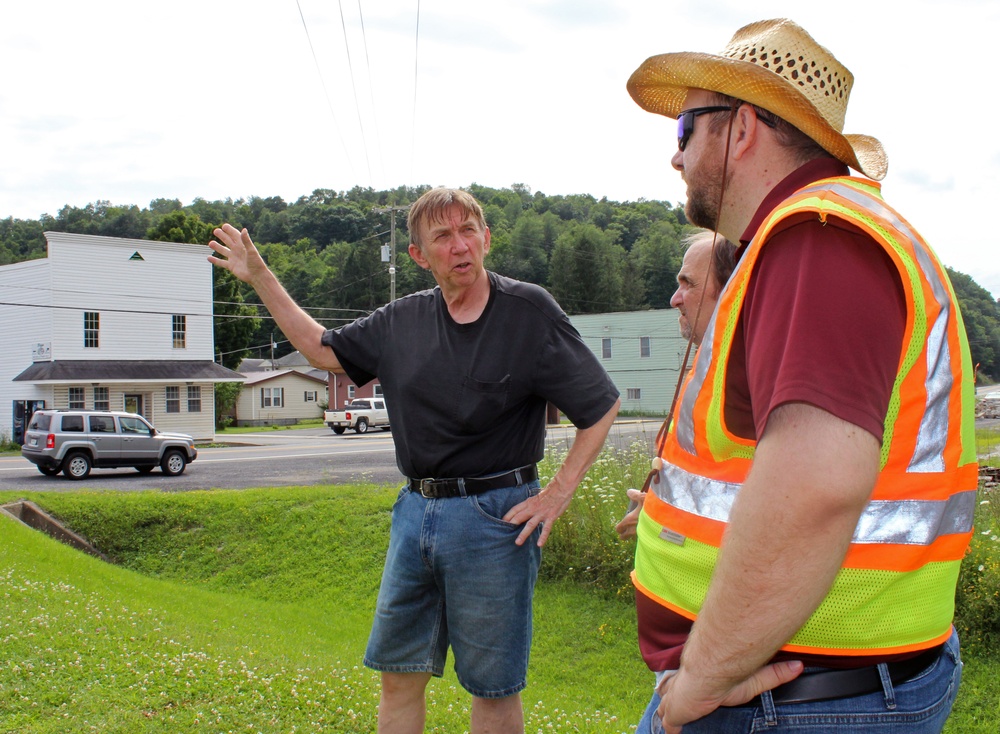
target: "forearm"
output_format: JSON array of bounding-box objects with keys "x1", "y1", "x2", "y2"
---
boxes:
[
  {"x1": 503, "y1": 398, "x2": 620, "y2": 546},
  {"x1": 209, "y1": 224, "x2": 343, "y2": 373},
  {"x1": 549, "y1": 399, "x2": 621, "y2": 497},
  {"x1": 678, "y1": 403, "x2": 878, "y2": 693},
  {"x1": 250, "y1": 268, "x2": 343, "y2": 373}
]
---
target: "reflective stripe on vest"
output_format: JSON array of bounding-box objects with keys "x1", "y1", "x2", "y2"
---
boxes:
[{"x1": 635, "y1": 177, "x2": 977, "y2": 656}]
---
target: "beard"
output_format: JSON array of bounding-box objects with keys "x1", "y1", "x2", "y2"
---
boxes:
[
  {"x1": 684, "y1": 157, "x2": 731, "y2": 230},
  {"x1": 677, "y1": 315, "x2": 693, "y2": 341}
]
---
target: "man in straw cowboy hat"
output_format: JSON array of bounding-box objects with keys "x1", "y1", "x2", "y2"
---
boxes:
[{"x1": 625, "y1": 19, "x2": 976, "y2": 733}]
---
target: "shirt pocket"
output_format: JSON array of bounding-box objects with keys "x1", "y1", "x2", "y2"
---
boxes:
[{"x1": 452, "y1": 374, "x2": 511, "y2": 433}]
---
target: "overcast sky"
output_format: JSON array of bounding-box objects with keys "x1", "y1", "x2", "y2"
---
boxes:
[{"x1": 2, "y1": 0, "x2": 997, "y2": 296}]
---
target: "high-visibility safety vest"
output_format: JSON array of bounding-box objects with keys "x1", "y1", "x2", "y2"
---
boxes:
[{"x1": 634, "y1": 177, "x2": 978, "y2": 656}]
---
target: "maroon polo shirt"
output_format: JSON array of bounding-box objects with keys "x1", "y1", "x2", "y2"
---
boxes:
[{"x1": 637, "y1": 158, "x2": 909, "y2": 672}]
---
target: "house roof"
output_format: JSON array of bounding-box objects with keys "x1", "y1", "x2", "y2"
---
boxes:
[
  {"x1": 241, "y1": 369, "x2": 328, "y2": 386},
  {"x1": 236, "y1": 358, "x2": 270, "y2": 373},
  {"x1": 275, "y1": 351, "x2": 311, "y2": 367},
  {"x1": 13, "y1": 360, "x2": 245, "y2": 384}
]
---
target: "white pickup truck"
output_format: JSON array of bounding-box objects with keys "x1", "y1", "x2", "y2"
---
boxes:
[{"x1": 325, "y1": 398, "x2": 390, "y2": 435}]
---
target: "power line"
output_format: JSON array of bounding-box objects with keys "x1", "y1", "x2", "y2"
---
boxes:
[
  {"x1": 295, "y1": 0, "x2": 357, "y2": 180},
  {"x1": 336, "y1": 0, "x2": 373, "y2": 185},
  {"x1": 356, "y1": 0, "x2": 386, "y2": 183},
  {"x1": 411, "y1": 0, "x2": 421, "y2": 182},
  {"x1": 213, "y1": 300, "x2": 368, "y2": 315}
]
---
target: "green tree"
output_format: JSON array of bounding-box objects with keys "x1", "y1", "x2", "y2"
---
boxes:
[
  {"x1": 948, "y1": 267, "x2": 1000, "y2": 382},
  {"x1": 147, "y1": 211, "x2": 260, "y2": 370},
  {"x1": 146, "y1": 210, "x2": 214, "y2": 245},
  {"x1": 213, "y1": 381, "x2": 243, "y2": 429},
  {"x1": 148, "y1": 198, "x2": 183, "y2": 215},
  {"x1": 289, "y1": 202, "x2": 368, "y2": 249},
  {"x1": 630, "y1": 221, "x2": 686, "y2": 309},
  {"x1": 488, "y1": 211, "x2": 548, "y2": 284},
  {"x1": 43, "y1": 200, "x2": 150, "y2": 239},
  {"x1": 549, "y1": 223, "x2": 625, "y2": 314},
  {"x1": 0, "y1": 217, "x2": 45, "y2": 264},
  {"x1": 609, "y1": 205, "x2": 654, "y2": 251},
  {"x1": 211, "y1": 267, "x2": 262, "y2": 369}
]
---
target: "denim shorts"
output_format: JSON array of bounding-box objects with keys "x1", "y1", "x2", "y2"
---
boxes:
[
  {"x1": 638, "y1": 629, "x2": 962, "y2": 733},
  {"x1": 363, "y1": 479, "x2": 542, "y2": 698}
]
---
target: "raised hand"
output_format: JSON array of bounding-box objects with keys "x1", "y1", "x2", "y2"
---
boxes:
[{"x1": 207, "y1": 223, "x2": 269, "y2": 287}]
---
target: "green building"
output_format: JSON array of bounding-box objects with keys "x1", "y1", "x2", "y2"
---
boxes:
[{"x1": 569, "y1": 309, "x2": 688, "y2": 416}]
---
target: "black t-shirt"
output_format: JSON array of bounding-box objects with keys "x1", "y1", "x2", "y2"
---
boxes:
[{"x1": 321, "y1": 272, "x2": 619, "y2": 479}]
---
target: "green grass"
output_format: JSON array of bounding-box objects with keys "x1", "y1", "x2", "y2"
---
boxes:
[
  {"x1": 0, "y1": 484, "x2": 648, "y2": 733},
  {"x1": 978, "y1": 427, "x2": 1000, "y2": 468},
  {"x1": 215, "y1": 418, "x2": 326, "y2": 436},
  {"x1": 1, "y1": 432, "x2": 998, "y2": 732}
]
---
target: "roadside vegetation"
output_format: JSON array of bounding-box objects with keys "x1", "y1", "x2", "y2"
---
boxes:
[
  {"x1": 1, "y1": 434, "x2": 998, "y2": 732},
  {"x1": 213, "y1": 418, "x2": 326, "y2": 436}
]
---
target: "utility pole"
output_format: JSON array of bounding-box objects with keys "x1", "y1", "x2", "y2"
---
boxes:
[{"x1": 374, "y1": 205, "x2": 411, "y2": 303}]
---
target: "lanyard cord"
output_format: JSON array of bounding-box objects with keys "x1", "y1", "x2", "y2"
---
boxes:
[{"x1": 652, "y1": 109, "x2": 738, "y2": 467}]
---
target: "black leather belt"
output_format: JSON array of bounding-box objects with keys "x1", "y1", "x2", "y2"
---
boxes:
[
  {"x1": 408, "y1": 465, "x2": 538, "y2": 499},
  {"x1": 751, "y1": 645, "x2": 944, "y2": 706}
]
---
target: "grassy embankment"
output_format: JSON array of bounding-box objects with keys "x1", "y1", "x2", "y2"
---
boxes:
[{"x1": 1, "y1": 430, "x2": 998, "y2": 732}]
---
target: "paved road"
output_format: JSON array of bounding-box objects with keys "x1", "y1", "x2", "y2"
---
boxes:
[{"x1": 0, "y1": 420, "x2": 663, "y2": 492}]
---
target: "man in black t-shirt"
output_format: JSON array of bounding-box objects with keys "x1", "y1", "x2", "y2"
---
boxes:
[{"x1": 208, "y1": 187, "x2": 620, "y2": 734}]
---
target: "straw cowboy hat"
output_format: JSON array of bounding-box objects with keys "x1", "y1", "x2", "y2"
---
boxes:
[{"x1": 627, "y1": 18, "x2": 887, "y2": 180}]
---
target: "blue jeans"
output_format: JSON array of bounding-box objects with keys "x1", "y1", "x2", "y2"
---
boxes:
[
  {"x1": 638, "y1": 630, "x2": 962, "y2": 733},
  {"x1": 364, "y1": 480, "x2": 542, "y2": 698}
]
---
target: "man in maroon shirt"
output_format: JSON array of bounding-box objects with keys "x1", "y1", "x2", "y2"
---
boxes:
[{"x1": 625, "y1": 18, "x2": 971, "y2": 734}]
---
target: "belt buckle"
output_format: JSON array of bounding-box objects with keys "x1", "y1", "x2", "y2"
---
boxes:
[{"x1": 419, "y1": 478, "x2": 440, "y2": 499}]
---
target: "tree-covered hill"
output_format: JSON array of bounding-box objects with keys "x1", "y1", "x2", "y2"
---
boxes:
[{"x1": 3, "y1": 183, "x2": 998, "y2": 381}]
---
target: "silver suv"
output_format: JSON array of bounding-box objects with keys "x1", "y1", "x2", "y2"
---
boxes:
[{"x1": 21, "y1": 410, "x2": 198, "y2": 480}]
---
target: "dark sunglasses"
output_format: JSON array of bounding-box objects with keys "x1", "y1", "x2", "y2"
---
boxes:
[{"x1": 676, "y1": 106, "x2": 735, "y2": 151}]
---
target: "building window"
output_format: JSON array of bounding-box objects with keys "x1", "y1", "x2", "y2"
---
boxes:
[
  {"x1": 84, "y1": 312, "x2": 100, "y2": 348},
  {"x1": 172, "y1": 314, "x2": 187, "y2": 348},
  {"x1": 373, "y1": 384, "x2": 384, "y2": 396},
  {"x1": 166, "y1": 386, "x2": 180, "y2": 413},
  {"x1": 304, "y1": 391, "x2": 318, "y2": 402},
  {"x1": 261, "y1": 387, "x2": 284, "y2": 408},
  {"x1": 601, "y1": 338, "x2": 612, "y2": 359},
  {"x1": 94, "y1": 387, "x2": 109, "y2": 411},
  {"x1": 627, "y1": 388, "x2": 642, "y2": 400},
  {"x1": 187, "y1": 386, "x2": 202, "y2": 413},
  {"x1": 348, "y1": 385, "x2": 356, "y2": 399},
  {"x1": 640, "y1": 336, "x2": 651, "y2": 358},
  {"x1": 68, "y1": 387, "x2": 86, "y2": 409}
]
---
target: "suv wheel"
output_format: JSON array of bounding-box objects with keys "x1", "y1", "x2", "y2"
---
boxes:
[
  {"x1": 161, "y1": 449, "x2": 187, "y2": 476},
  {"x1": 355, "y1": 417, "x2": 369, "y2": 434},
  {"x1": 135, "y1": 466, "x2": 155, "y2": 475},
  {"x1": 37, "y1": 465, "x2": 60, "y2": 477},
  {"x1": 62, "y1": 451, "x2": 92, "y2": 480}
]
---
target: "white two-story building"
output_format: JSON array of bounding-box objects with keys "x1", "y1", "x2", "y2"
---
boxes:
[{"x1": 1, "y1": 232, "x2": 243, "y2": 442}]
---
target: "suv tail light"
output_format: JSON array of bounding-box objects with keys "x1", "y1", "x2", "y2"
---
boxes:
[
  {"x1": 46, "y1": 434, "x2": 55, "y2": 449},
  {"x1": 345, "y1": 412, "x2": 352, "y2": 420}
]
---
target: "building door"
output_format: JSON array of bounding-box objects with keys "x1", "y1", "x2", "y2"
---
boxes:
[
  {"x1": 124, "y1": 394, "x2": 144, "y2": 416},
  {"x1": 12, "y1": 399, "x2": 46, "y2": 445}
]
